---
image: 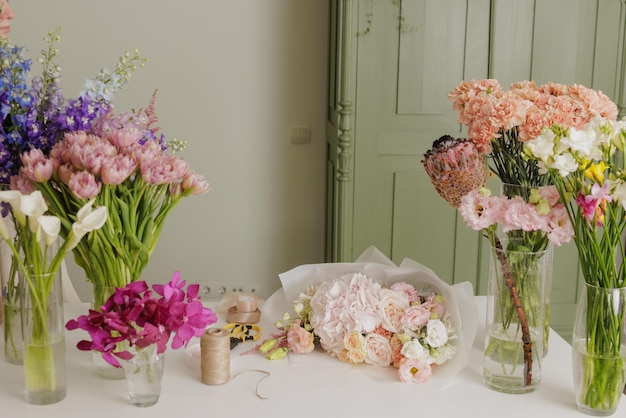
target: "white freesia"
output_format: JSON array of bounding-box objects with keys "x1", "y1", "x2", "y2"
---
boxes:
[
  {"x1": 611, "y1": 180, "x2": 626, "y2": 210},
  {"x1": 425, "y1": 319, "x2": 449, "y2": 348},
  {"x1": 38, "y1": 216, "x2": 61, "y2": 246},
  {"x1": 431, "y1": 344, "x2": 456, "y2": 365},
  {"x1": 551, "y1": 153, "x2": 579, "y2": 177},
  {"x1": 524, "y1": 130, "x2": 555, "y2": 163},
  {"x1": 562, "y1": 126, "x2": 596, "y2": 159}
]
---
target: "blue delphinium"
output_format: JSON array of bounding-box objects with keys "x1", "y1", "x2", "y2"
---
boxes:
[{"x1": 0, "y1": 28, "x2": 145, "y2": 187}]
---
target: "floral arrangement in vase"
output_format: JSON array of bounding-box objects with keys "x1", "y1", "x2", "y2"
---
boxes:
[
  {"x1": 1, "y1": 28, "x2": 210, "y2": 309},
  {"x1": 447, "y1": 78, "x2": 617, "y2": 186},
  {"x1": 0, "y1": 28, "x2": 144, "y2": 309},
  {"x1": 524, "y1": 117, "x2": 626, "y2": 413},
  {"x1": 66, "y1": 271, "x2": 217, "y2": 367},
  {"x1": 0, "y1": 190, "x2": 107, "y2": 402},
  {"x1": 249, "y1": 272, "x2": 458, "y2": 384}
]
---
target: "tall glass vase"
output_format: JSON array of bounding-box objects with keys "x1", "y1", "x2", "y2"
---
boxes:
[
  {"x1": 91, "y1": 285, "x2": 125, "y2": 380},
  {"x1": 483, "y1": 235, "x2": 549, "y2": 394},
  {"x1": 20, "y1": 267, "x2": 66, "y2": 405},
  {"x1": 2, "y1": 254, "x2": 22, "y2": 364},
  {"x1": 500, "y1": 182, "x2": 554, "y2": 356},
  {"x1": 572, "y1": 282, "x2": 626, "y2": 416}
]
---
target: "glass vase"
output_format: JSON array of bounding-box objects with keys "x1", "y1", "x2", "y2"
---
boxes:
[
  {"x1": 572, "y1": 282, "x2": 626, "y2": 416},
  {"x1": 500, "y1": 182, "x2": 554, "y2": 357},
  {"x1": 91, "y1": 285, "x2": 125, "y2": 380},
  {"x1": 122, "y1": 344, "x2": 165, "y2": 407},
  {"x1": 20, "y1": 268, "x2": 66, "y2": 405},
  {"x1": 483, "y1": 235, "x2": 549, "y2": 394},
  {"x1": 2, "y1": 255, "x2": 22, "y2": 364}
]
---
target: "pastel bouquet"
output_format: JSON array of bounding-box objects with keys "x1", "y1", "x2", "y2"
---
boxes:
[
  {"x1": 256, "y1": 272, "x2": 457, "y2": 383},
  {"x1": 524, "y1": 117, "x2": 626, "y2": 412},
  {"x1": 249, "y1": 247, "x2": 477, "y2": 387},
  {"x1": 66, "y1": 271, "x2": 217, "y2": 367},
  {"x1": 2, "y1": 29, "x2": 210, "y2": 308}
]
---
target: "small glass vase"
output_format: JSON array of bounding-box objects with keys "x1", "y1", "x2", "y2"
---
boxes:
[
  {"x1": 483, "y1": 235, "x2": 549, "y2": 394},
  {"x1": 20, "y1": 268, "x2": 66, "y2": 405},
  {"x1": 572, "y1": 282, "x2": 626, "y2": 416},
  {"x1": 122, "y1": 344, "x2": 165, "y2": 407},
  {"x1": 2, "y1": 255, "x2": 22, "y2": 364},
  {"x1": 91, "y1": 285, "x2": 125, "y2": 380}
]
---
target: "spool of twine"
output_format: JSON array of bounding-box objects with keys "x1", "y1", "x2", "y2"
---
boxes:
[{"x1": 200, "y1": 328, "x2": 231, "y2": 385}]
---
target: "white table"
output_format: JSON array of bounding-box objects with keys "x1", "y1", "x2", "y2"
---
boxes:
[{"x1": 1, "y1": 296, "x2": 624, "y2": 418}]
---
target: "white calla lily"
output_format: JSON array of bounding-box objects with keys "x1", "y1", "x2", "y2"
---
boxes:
[
  {"x1": 0, "y1": 190, "x2": 24, "y2": 225},
  {"x1": 0, "y1": 214, "x2": 10, "y2": 240},
  {"x1": 19, "y1": 191, "x2": 49, "y2": 233},
  {"x1": 66, "y1": 201, "x2": 108, "y2": 250},
  {"x1": 38, "y1": 216, "x2": 61, "y2": 246}
]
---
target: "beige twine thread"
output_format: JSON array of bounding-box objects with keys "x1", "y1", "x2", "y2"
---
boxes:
[{"x1": 200, "y1": 327, "x2": 271, "y2": 399}]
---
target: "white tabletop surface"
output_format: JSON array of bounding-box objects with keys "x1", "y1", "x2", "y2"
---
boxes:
[{"x1": 1, "y1": 296, "x2": 624, "y2": 418}]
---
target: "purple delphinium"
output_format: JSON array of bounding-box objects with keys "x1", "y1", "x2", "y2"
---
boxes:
[{"x1": 65, "y1": 271, "x2": 218, "y2": 368}]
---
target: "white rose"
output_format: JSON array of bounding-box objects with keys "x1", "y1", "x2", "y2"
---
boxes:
[
  {"x1": 401, "y1": 339, "x2": 425, "y2": 360},
  {"x1": 425, "y1": 319, "x2": 449, "y2": 348}
]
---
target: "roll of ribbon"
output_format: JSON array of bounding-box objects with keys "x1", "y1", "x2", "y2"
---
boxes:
[
  {"x1": 226, "y1": 294, "x2": 262, "y2": 324},
  {"x1": 236, "y1": 295, "x2": 257, "y2": 313},
  {"x1": 200, "y1": 328, "x2": 230, "y2": 385}
]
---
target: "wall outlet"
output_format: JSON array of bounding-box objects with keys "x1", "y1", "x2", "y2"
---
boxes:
[{"x1": 199, "y1": 282, "x2": 269, "y2": 301}]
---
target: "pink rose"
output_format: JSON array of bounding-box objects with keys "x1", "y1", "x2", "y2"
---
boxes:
[
  {"x1": 363, "y1": 333, "x2": 392, "y2": 367},
  {"x1": 379, "y1": 288, "x2": 408, "y2": 333},
  {"x1": 286, "y1": 320, "x2": 315, "y2": 354}
]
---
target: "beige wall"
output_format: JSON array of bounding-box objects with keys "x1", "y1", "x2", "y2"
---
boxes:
[{"x1": 10, "y1": 1, "x2": 329, "y2": 300}]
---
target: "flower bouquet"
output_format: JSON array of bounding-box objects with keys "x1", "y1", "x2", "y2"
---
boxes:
[
  {"x1": 2, "y1": 29, "x2": 209, "y2": 310},
  {"x1": 66, "y1": 271, "x2": 217, "y2": 406},
  {"x1": 250, "y1": 247, "x2": 477, "y2": 389},
  {"x1": 0, "y1": 190, "x2": 107, "y2": 403},
  {"x1": 524, "y1": 117, "x2": 626, "y2": 414},
  {"x1": 0, "y1": 28, "x2": 145, "y2": 314}
]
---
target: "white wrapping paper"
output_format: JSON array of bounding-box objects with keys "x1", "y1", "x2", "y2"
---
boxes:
[{"x1": 260, "y1": 246, "x2": 479, "y2": 391}]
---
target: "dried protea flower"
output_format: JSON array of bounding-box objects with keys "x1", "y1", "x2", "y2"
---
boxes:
[{"x1": 422, "y1": 135, "x2": 487, "y2": 208}]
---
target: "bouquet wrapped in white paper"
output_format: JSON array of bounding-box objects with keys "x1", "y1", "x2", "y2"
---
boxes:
[{"x1": 258, "y1": 247, "x2": 478, "y2": 389}]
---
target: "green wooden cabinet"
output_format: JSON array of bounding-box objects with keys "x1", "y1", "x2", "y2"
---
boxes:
[{"x1": 326, "y1": 0, "x2": 626, "y2": 341}]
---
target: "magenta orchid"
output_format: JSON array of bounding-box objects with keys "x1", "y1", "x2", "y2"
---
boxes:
[{"x1": 66, "y1": 271, "x2": 217, "y2": 368}]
